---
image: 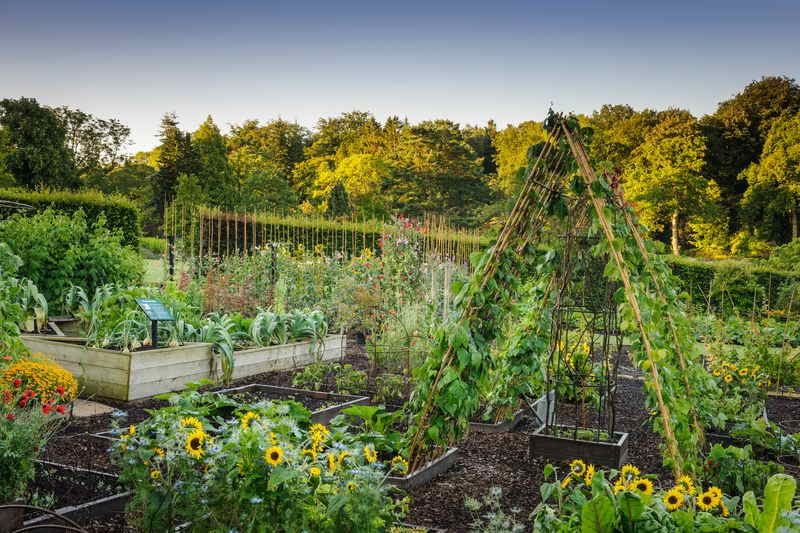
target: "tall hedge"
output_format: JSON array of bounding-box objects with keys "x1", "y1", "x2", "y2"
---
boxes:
[
  {"x1": 0, "y1": 188, "x2": 141, "y2": 246},
  {"x1": 665, "y1": 255, "x2": 800, "y2": 313}
]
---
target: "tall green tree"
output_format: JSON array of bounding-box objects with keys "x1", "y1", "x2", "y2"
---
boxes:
[
  {"x1": 701, "y1": 76, "x2": 800, "y2": 229},
  {"x1": 228, "y1": 146, "x2": 296, "y2": 211},
  {"x1": 623, "y1": 110, "x2": 721, "y2": 255},
  {"x1": 0, "y1": 97, "x2": 76, "y2": 188},
  {"x1": 192, "y1": 116, "x2": 234, "y2": 208},
  {"x1": 587, "y1": 105, "x2": 659, "y2": 171},
  {"x1": 53, "y1": 106, "x2": 130, "y2": 178},
  {"x1": 741, "y1": 112, "x2": 800, "y2": 240},
  {"x1": 492, "y1": 121, "x2": 546, "y2": 196},
  {"x1": 153, "y1": 113, "x2": 198, "y2": 217}
]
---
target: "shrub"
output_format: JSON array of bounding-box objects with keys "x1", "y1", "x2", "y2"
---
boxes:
[
  {"x1": 665, "y1": 255, "x2": 800, "y2": 313},
  {"x1": 0, "y1": 187, "x2": 141, "y2": 246},
  {"x1": 140, "y1": 236, "x2": 167, "y2": 256},
  {"x1": 0, "y1": 209, "x2": 144, "y2": 304},
  {"x1": 2, "y1": 357, "x2": 78, "y2": 404}
]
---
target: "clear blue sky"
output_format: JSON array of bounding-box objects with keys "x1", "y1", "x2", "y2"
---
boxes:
[{"x1": 2, "y1": 0, "x2": 798, "y2": 151}]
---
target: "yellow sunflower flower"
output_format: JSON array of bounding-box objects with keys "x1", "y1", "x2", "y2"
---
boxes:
[
  {"x1": 391, "y1": 455, "x2": 409, "y2": 474},
  {"x1": 347, "y1": 481, "x2": 357, "y2": 492},
  {"x1": 663, "y1": 488, "x2": 683, "y2": 511},
  {"x1": 180, "y1": 416, "x2": 203, "y2": 430},
  {"x1": 620, "y1": 464, "x2": 640, "y2": 480},
  {"x1": 561, "y1": 475, "x2": 573, "y2": 489},
  {"x1": 128, "y1": 425, "x2": 136, "y2": 436},
  {"x1": 363, "y1": 446, "x2": 378, "y2": 464},
  {"x1": 677, "y1": 475, "x2": 696, "y2": 495},
  {"x1": 613, "y1": 479, "x2": 627, "y2": 494},
  {"x1": 265, "y1": 446, "x2": 284, "y2": 466},
  {"x1": 696, "y1": 490, "x2": 720, "y2": 511},
  {"x1": 240, "y1": 411, "x2": 259, "y2": 430},
  {"x1": 739, "y1": 368, "x2": 749, "y2": 377},
  {"x1": 569, "y1": 459, "x2": 586, "y2": 476},
  {"x1": 584, "y1": 464, "x2": 596, "y2": 487},
  {"x1": 327, "y1": 453, "x2": 338, "y2": 473},
  {"x1": 724, "y1": 374, "x2": 733, "y2": 383},
  {"x1": 150, "y1": 469, "x2": 161, "y2": 479},
  {"x1": 153, "y1": 447, "x2": 166, "y2": 458},
  {"x1": 185, "y1": 429, "x2": 207, "y2": 459},
  {"x1": 309, "y1": 466, "x2": 321, "y2": 477},
  {"x1": 712, "y1": 369, "x2": 722, "y2": 377},
  {"x1": 632, "y1": 478, "x2": 654, "y2": 495},
  {"x1": 707, "y1": 486, "x2": 723, "y2": 501}
]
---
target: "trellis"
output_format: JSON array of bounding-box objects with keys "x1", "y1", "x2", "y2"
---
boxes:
[{"x1": 405, "y1": 113, "x2": 713, "y2": 477}]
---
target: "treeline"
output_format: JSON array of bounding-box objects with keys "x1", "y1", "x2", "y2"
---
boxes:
[{"x1": 1, "y1": 75, "x2": 799, "y2": 256}]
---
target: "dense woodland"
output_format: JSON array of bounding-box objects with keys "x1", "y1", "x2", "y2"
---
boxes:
[{"x1": 1, "y1": 75, "x2": 800, "y2": 257}]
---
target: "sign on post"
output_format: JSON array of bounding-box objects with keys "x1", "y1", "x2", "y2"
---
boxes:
[{"x1": 136, "y1": 299, "x2": 175, "y2": 349}]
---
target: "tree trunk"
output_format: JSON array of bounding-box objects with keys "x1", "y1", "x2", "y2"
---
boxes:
[
  {"x1": 671, "y1": 210, "x2": 680, "y2": 256},
  {"x1": 792, "y1": 205, "x2": 798, "y2": 240}
]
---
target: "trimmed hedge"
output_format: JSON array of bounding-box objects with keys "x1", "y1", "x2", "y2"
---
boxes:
[
  {"x1": 665, "y1": 255, "x2": 800, "y2": 313},
  {"x1": 0, "y1": 188, "x2": 141, "y2": 246}
]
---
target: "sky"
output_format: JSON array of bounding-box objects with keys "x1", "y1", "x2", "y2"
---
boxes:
[{"x1": 2, "y1": 0, "x2": 799, "y2": 152}]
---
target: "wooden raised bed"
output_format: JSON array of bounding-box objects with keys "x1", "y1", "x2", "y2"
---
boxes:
[
  {"x1": 218, "y1": 383, "x2": 369, "y2": 424},
  {"x1": 21, "y1": 334, "x2": 345, "y2": 401},
  {"x1": 388, "y1": 448, "x2": 459, "y2": 490},
  {"x1": 529, "y1": 425, "x2": 629, "y2": 468},
  {"x1": 470, "y1": 390, "x2": 555, "y2": 433}
]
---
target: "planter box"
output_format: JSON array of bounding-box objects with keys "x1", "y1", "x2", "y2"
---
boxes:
[
  {"x1": 229, "y1": 334, "x2": 346, "y2": 379},
  {"x1": 388, "y1": 448, "x2": 459, "y2": 490},
  {"x1": 469, "y1": 391, "x2": 555, "y2": 433},
  {"x1": 0, "y1": 501, "x2": 24, "y2": 533},
  {"x1": 218, "y1": 383, "x2": 368, "y2": 424},
  {"x1": 21, "y1": 334, "x2": 346, "y2": 402},
  {"x1": 529, "y1": 425, "x2": 629, "y2": 469}
]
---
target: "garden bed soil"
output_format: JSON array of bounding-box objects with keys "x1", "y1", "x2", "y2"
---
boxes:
[
  {"x1": 42, "y1": 434, "x2": 118, "y2": 474},
  {"x1": 25, "y1": 461, "x2": 123, "y2": 519}
]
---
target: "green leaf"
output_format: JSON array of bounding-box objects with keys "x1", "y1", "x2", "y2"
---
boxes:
[
  {"x1": 618, "y1": 491, "x2": 644, "y2": 523},
  {"x1": 581, "y1": 494, "x2": 615, "y2": 533},
  {"x1": 743, "y1": 491, "x2": 759, "y2": 528},
  {"x1": 759, "y1": 474, "x2": 796, "y2": 533},
  {"x1": 268, "y1": 465, "x2": 298, "y2": 490}
]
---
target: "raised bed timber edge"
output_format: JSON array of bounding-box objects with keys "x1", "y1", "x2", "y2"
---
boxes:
[
  {"x1": 217, "y1": 383, "x2": 369, "y2": 424},
  {"x1": 469, "y1": 390, "x2": 555, "y2": 434},
  {"x1": 529, "y1": 425, "x2": 629, "y2": 469},
  {"x1": 388, "y1": 447, "x2": 459, "y2": 490},
  {"x1": 21, "y1": 334, "x2": 346, "y2": 402}
]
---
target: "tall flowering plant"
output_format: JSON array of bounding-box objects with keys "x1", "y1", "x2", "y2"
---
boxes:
[
  {"x1": 111, "y1": 391, "x2": 407, "y2": 532},
  {"x1": 0, "y1": 377, "x2": 69, "y2": 502}
]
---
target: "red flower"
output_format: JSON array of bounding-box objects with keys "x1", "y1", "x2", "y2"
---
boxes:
[
  {"x1": 17, "y1": 398, "x2": 27, "y2": 408},
  {"x1": 56, "y1": 405, "x2": 66, "y2": 415},
  {"x1": 5, "y1": 413, "x2": 14, "y2": 422},
  {"x1": 2, "y1": 356, "x2": 11, "y2": 361},
  {"x1": 56, "y1": 385, "x2": 65, "y2": 396},
  {"x1": 12, "y1": 379, "x2": 22, "y2": 388},
  {"x1": 42, "y1": 404, "x2": 52, "y2": 415},
  {"x1": 2, "y1": 390, "x2": 11, "y2": 404}
]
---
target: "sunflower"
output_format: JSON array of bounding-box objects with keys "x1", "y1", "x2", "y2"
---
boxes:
[
  {"x1": 265, "y1": 446, "x2": 284, "y2": 466},
  {"x1": 569, "y1": 459, "x2": 586, "y2": 476},
  {"x1": 676, "y1": 475, "x2": 696, "y2": 495},
  {"x1": 302, "y1": 448, "x2": 317, "y2": 460},
  {"x1": 561, "y1": 475, "x2": 573, "y2": 489},
  {"x1": 391, "y1": 455, "x2": 409, "y2": 474},
  {"x1": 620, "y1": 464, "x2": 640, "y2": 480},
  {"x1": 347, "y1": 481, "x2": 357, "y2": 492},
  {"x1": 153, "y1": 447, "x2": 166, "y2": 459},
  {"x1": 707, "y1": 486, "x2": 723, "y2": 500},
  {"x1": 584, "y1": 464, "x2": 596, "y2": 487},
  {"x1": 712, "y1": 369, "x2": 722, "y2": 377},
  {"x1": 180, "y1": 416, "x2": 203, "y2": 430},
  {"x1": 696, "y1": 490, "x2": 719, "y2": 511},
  {"x1": 150, "y1": 469, "x2": 161, "y2": 480},
  {"x1": 363, "y1": 446, "x2": 378, "y2": 464},
  {"x1": 632, "y1": 478, "x2": 654, "y2": 495},
  {"x1": 128, "y1": 425, "x2": 136, "y2": 436},
  {"x1": 327, "y1": 453, "x2": 338, "y2": 473},
  {"x1": 185, "y1": 429, "x2": 207, "y2": 459},
  {"x1": 663, "y1": 487, "x2": 683, "y2": 511},
  {"x1": 309, "y1": 466, "x2": 321, "y2": 477},
  {"x1": 338, "y1": 450, "x2": 350, "y2": 467},
  {"x1": 739, "y1": 368, "x2": 749, "y2": 376},
  {"x1": 724, "y1": 374, "x2": 733, "y2": 383},
  {"x1": 240, "y1": 411, "x2": 259, "y2": 430}
]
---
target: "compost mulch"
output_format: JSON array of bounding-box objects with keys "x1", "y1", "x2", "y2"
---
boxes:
[
  {"x1": 41, "y1": 433, "x2": 118, "y2": 474},
  {"x1": 26, "y1": 462, "x2": 122, "y2": 518}
]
